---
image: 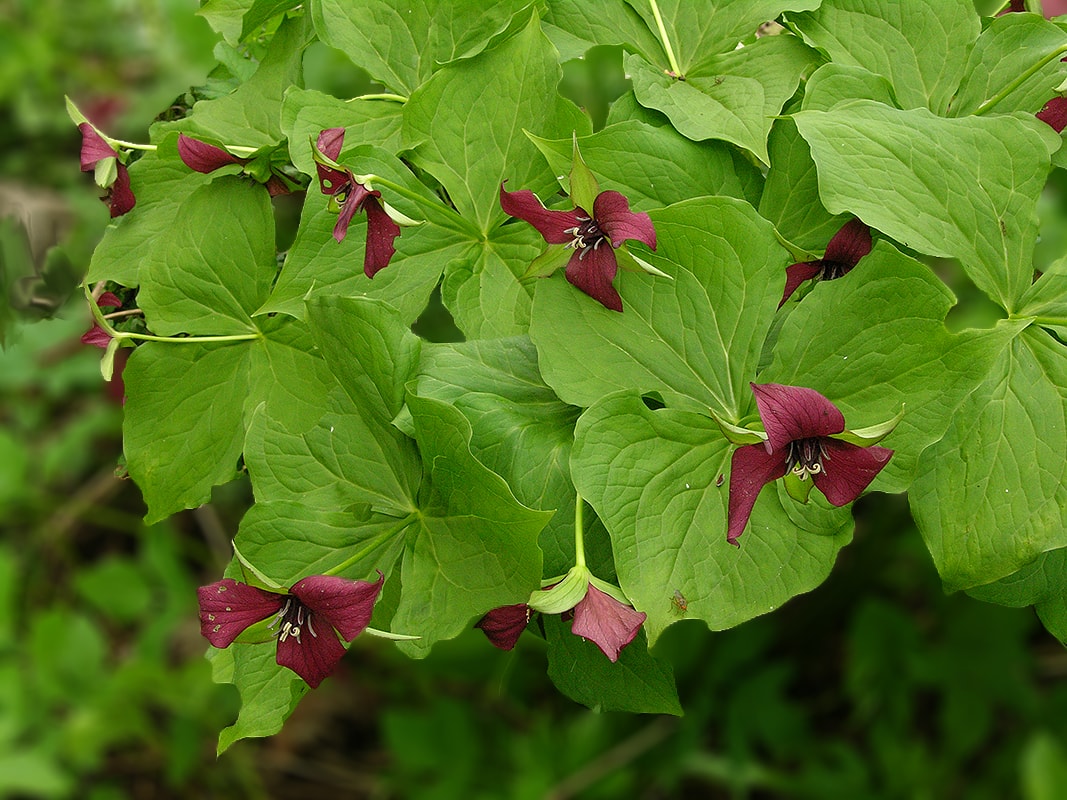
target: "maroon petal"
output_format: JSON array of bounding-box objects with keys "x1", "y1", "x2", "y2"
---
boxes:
[
  {"x1": 499, "y1": 184, "x2": 582, "y2": 244},
  {"x1": 570, "y1": 585, "x2": 646, "y2": 662},
  {"x1": 275, "y1": 620, "x2": 347, "y2": 688},
  {"x1": 812, "y1": 439, "x2": 893, "y2": 506},
  {"x1": 332, "y1": 185, "x2": 363, "y2": 243},
  {"x1": 1037, "y1": 97, "x2": 1067, "y2": 134},
  {"x1": 80, "y1": 324, "x2": 112, "y2": 348},
  {"x1": 727, "y1": 442, "x2": 790, "y2": 545},
  {"x1": 177, "y1": 134, "x2": 244, "y2": 173},
  {"x1": 822, "y1": 218, "x2": 872, "y2": 270},
  {"x1": 316, "y1": 128, "x2": 349, "y2": 194},
  {"x1": 264, "y1": 175, "x2": 291, "y2": 197},
  {"x1": 475, "y1": 603, "x2": 531, "y2": 650},
  {"x1": 96, "y1": 291, "x2": 122, "y2": 309},
  {"x1": 751, "y1": 383, "x2": 846, "y2": 451},
  {"x1": 362, "y1": 196, "x2": 401, "y2": 278},
  {"x1": 564, "y1": 245, "x2": 623, "y2": 312},
  {"x1": 780, "y1": 261, "x2": 823, "y2": 307},
  {"x1": 108, "y1": 163, "x2": 136, "y2": 217},
  {"x1": 197, "y1": 579, "x2": 285, "y2": 648},
  {"x1": 290, "y1": 573, "x2": 383, "y2": 642},
  {"x1": 78, "y1": 123, "x2": 116, "y2": 170},
  {"x1": 593, "y1": 191, "x2": 656, "y2": 250}
]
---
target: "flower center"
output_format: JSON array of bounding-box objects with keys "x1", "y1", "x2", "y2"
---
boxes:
[
  {"x1": 268, "y1": 596, "x2": 318, "y2": 645},
  {"x1": 820, "y1": 260, "x2": 851, "y2": 280},
  {"x1": 564, "y1": 216, "x2": 607, "y2": 259},
  {"x1": 786, "y1": 437, "x2": 827, "y2": 480}
]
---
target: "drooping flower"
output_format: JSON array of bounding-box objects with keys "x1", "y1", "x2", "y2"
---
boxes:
[
  {"x1": 78, "y1": 124, "x2": 135, "y2": 217},
  {"x1": 1037, "y1": 96, "x2": 1067, "y2": 133},
  {"x1": 80, "y1": 291, "x2": 122, "y2": 349},
  {"x1": 314, "y1": 128, "x2": 401, "y2": 277},
  {"x1": 780, "y1": 218, "x2": 872, "y2": 307},
  {"x1": 499, "y1": 183, "x2": 657, "y2": 312},
  {"x1": 177, "y1": 134, "x2": 291, "y2": 196},
  {"x1": 198, "y1": 573, "x2": 384, "y2": 688},
  {"x1": 474, "y1": 603, "x2": 531, "y2": 651},
  {"x1": 570, "y1": 584, "x2": 647, "y2": 662},
  {"x1": 727, "y1": 383, "x2": 893, "y2": 546}
]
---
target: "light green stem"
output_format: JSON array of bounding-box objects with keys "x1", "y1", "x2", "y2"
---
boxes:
[
  {"x1": 350, "y1": 92, "x2": 408, "y2": 104},
  {"x1": 109, "y1": 139, "x2": 157, "y2": 152},
  {"x1": 322, "y1": 513, "x2": 418, "y2": 577},
  {"x1": 366, "y1": 175, "x2": 480, "y2": 237},
  {"x1": 114, "y1": 331, "x2": 261, "y2": 344},
  {"x1": 648, "y1": 0, "x2": 683, "y2": 77},
  {"x1": 974, "y1": 43, "x2": 1067, "y2": 116},
  {"x1": 1032, "y1": 315, "x2": 1067, "y2": 327},
  {"x1": 574, "y1": 494, "x2": 587, "y2": 569}
]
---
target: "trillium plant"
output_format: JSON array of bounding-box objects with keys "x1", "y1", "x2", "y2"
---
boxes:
[{"x1": 71, "y1": 0, "x2": 1067, "y2": 747}]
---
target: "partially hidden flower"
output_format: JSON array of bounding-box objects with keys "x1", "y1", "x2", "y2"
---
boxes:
[
  {"x1": 177, "y1": 134, "x2": 290, "y2": 196},
  {"x1": 78, "y1": 124, "x2": 135, "y2": 217},
  {"x1": 727, "y1": 383, "x2": 894, "y2": 546},
  {"x1": 499, "y1": 183, "x2": 656, "y2": 312},
  {"x1": 80, "y1": 291, "x2": 121, "y2": 349},
  {"x1": 780, "y1": 218, "x2": 871, "y2": 307},
  {"x1": 314, "y1": 127, "x2": 401, "y2": 277},
  {"x1": 198, "y1": 573, "x2": 384, "y2": 688},
  {"x1": 1037, "y1": 96, "x2": 1067, "y2": 133},
  {"x1": 476, "y1": 570, "x2": 646, "y2": 662}
]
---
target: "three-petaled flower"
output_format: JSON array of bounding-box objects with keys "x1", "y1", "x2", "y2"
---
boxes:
[
  {"x1": 198, "y1": 573, "x2": 384, "y2": 688},
  {"x1": 177, "y1": 134, "x2": 291, "y2": 196},
  {"x1": 780, "y1": 218, "x2": 872, "y2": 307},
  {"x1": 499, "y1": 184, "x2": 657, "y2": 312},
  {"x1": 78, "y1": 124, "x2": 135, "y2": 217},
  {"x1": 313, "y1": 128, "x2": 401, "y2": 277},
  {"x1": 727, "y1": 383, "x2": 894, "y2": 546}
]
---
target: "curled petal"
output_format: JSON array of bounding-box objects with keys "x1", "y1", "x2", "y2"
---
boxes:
[
  {"x1": 570, "y1": 585, "x2": 646, "y2": 662},
  {"x1": 362, "y1": 196, "x2": 401, "y2": 278},
  {"x1": 316, "y1": 128, "x2": 349, "y2": 194},
  {"x1": 107, "y1": 163, "x2": 136, "y2": 217},
  {"x1": 96, "y1": 292, "x2": 122, "y2": 309},
  {"x1": 80, "y1": 323, "x2": 112, "y2": 349},
  {"x1": 332, "y1": 185, "x2": 363, "y2": 242},
  {"x1": 177, "y1": 134, "x2": 244, "y2": 173},
  {"x1": 727, "y1": 442, "x2": 790, "y2": 545},
  {"x1": 275, "y1": 618, "x2": 347, "y2": 689},
  {"x1": 780, "y1": 261, "x2": 822, "y2": 307},
  {"x1": 812, "y1": 439, "x2": 893, "y2": 506},
  {"x1": 290, "y1": 573, "x2": 384, "y2": 642},
  {"x1": 317, "y1": 127, "x2": 346, "y2": 161},
  {"x1": 499, "y1": 184, "x2": 582, "y2": 244},
  {"x1": 197, "y1": 579, "x2": 285, "y2": 648},
  {"x1": 1037, "y1": 96, "x2": 1067, "y2": 134},
  {"x1": 78, "y1": 123, "x2": 116, "y2": 170},
  {"x1": 475, "y1": 603, "x2": 531, "y2": 650},
  {"x1": 822, "y1": 218, "x2": 872, "y2": 272},
  {"x1": 593, "y1": 191, "x2": 656, "y2": 250},
  {"x1": 564, "y1": 245, "x2": 623, "y2": 312},
  {"x1": 751, "y1": 383, "x2": 846, "y2": 451}
]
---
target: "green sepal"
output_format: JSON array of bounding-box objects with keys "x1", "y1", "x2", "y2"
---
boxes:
[
  {"x1": 567, "y1": 133, "x2": 600, "y2": 212},
  {"x1": 528, "y1": 564, "x2": 591, "y2": 614},
  {"x1": 380, "y1": 200, "x2": 423, "y2": 227},
  {"x1": 830, "y1": 404, "x2": 905, "y2": 446},
  {"x1": 308, "y1": 133, "x2": 344, "y2": 172},
  {"x1": 234, "y1": 538, "x2": 285, "y2": 590},
  {"x1": 363, "y1": 627, "x2": 420, "y2": 642},
  {"x1": 231, "y1": 616, "x2": 283, "y2": 645},
  {"x1": 783, "y1": 471, "x2": 815, "y2": 504},
  {"x1": 65, "y1": 95, "x2": 90, "y2": 128},
  {"x1": 710, "y1": 409, "x2": 768, "y2": 445},
  {"x1": 587, "y1": 574, "x2": 634, "y2": 606},
  {"x1": 93, "y1": 157, "x2": 118, "y2": 189},
  {"x1": 100, "y1": 337, "x2": 120, "y2": 382},
  {"x1": 615, "y1": 247, "x2": 673, "y2": 279},
  {"x1": 522, "y1": 244, "x2": 572, "y2": 279}
]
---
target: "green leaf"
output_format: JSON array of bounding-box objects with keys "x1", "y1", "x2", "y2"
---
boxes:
[
  {"x1": 787, "y1": 0, "x2": 980, "y2": 115},
  {"x1": 628, "y1": 35, "x2": 817, "y2": 162},
  {"x1": 311, "y1": 0, "x2": 533, "y2": 95},
  {"x1": 214, "y1": 644, "x2": 309, "y2": 753},
  {"x1": 527, "y1": 120, "x2": 762, "y2": 209},
  {"x1": 123, "y1": 343, "x2": 250, "y2": 524},
  {"x1": 967, "y1": 547, "x2": 1067, "y2": 609},
  {"x1": 1019, "y1": 255, "x2": 1067, "y2": 340},
  {"x1": 950, "y1": 14, "x2": 1067, "y2": 117},
  {"x1": 542, "y1": 0, "x2": 664, "y2": 62},
  {"x1": 801, "y1": 63, "x2": 899, "y2": 112},
  {"x1": 139, "y1": 176, "x2": 276, "y2": 336},
  {"x1": 544, "y1": 619, "x2": 682, "y2": 715},
  {"x1": 760, "y1": 242, "x2": 1020, "y2": 492},
  {"x1": 402, "y1": 12, "x2": 590, "y2": 232},
  {"x1": 793, "y1": 100, "x2": 1057, "y2": 312},
  {"x1": 910, "y1": 325, "x2": 1067, "y2": 592},
  {"x1": 571, "y1": 392, "x2": 852, "y2": 643},
  {"x1": 530, "y1": 197, "x2": 788, "y2": 418}
]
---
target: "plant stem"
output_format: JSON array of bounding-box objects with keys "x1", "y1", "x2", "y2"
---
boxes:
[
  {"x1": 574, "y1": 494, "x2": 587, "y2": 569},
  {"x1": 102, "y1": 308, "x2": 144, "y2": 320},
  {"x1": 109, "y1": 139, "x2": 157, "y2": 152},
  {"x1": 974, "y1": 43, "x2": 1067, "y2": 116},
  {"x1": 114, "y1": 331, "x2": 261, "y2": 344},
  {"x1": 323, "y1": 513, "x2": 419, "y2": 576},
  {"x1": 350, "y1": 93, "x2": 408, "y2": 104},
  {"x1": 648, "y1": 0, "x2": 683, "y2": 78},
  {"x1": 365, "y1": 175, "x2": 481, "y2": 237}
]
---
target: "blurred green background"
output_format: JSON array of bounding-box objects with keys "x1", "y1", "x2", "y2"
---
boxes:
[{"x1": 2, "y1": 1, "x2": 1067, "y2": 797}]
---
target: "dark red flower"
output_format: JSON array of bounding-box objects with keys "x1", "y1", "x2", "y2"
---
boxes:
[
  {"x1": 780, "y1": 218, "x2": 871, "y2": 307},
  {"x1": 474, "y1": 603, "x2": 531, "y2": 650},
  {"x1": 1037, "y1": 96, "x2": 1067, "y2": 134},
  {"x1": 571, "y1": 584, "x2": 646, "y2": 662},
  {"x1": 315, "y1": 128, "x2": 401, "y2": 277},
  {"x1": 80, "y1": 291, "x2": 121, "y2": 349},
  {"x1": 78, "y1": 124, "x2": 134, "y2": 217},
  {"x1": 499, "y1": 184, "x2": 656, "y2": 312},
  {"x1": 198, "y1": 573, "x2": 384, "y2": 688},
  {"x1": 727, "y1": 383, "x2": 893, "y2": 546},
  {"x1": 177, "y1": 134, "x2": 290, "y2": 197}
]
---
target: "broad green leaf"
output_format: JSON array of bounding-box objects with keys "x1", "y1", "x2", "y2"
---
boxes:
[
  {"x1": 530, "y1": 197, "x2": 788, "y2": 418},
  {"x1": 214, "y1": 644, "x2": 309, "y2": 753},
  {"x1": 528, "y1": 120, "x2": 762, "y2": 209},
  {"x1": 414, "y1": 336, "x2": 581, "y2": 575},
  {"x1": 627, "y1": 35, "x2": 818, "y2": 162},
  {"x1": 395, "y1": 394, "x2": 551, "y2": 655},
  {"x1": 139, "y1": 177, "x2": 275, "y2": 336},
  {"x1": 910, "y1": 325, "x2": 1067, "y2": 592},
  {"x1": 967, "y1": 548, "x2": 1067, "y2": 609},
  {"x1": 311, "y1": 0, "x2": 532, "y2": 96},
  {"x1": 793, "y1": 100, "x2": 1057, "y2": 312},
  {"x1": 86, "y1": 136, "x2": 214, "y2": 286},
  {"x1": 542, "y1": 0, "x2": 664, "y2": 62},
  {"x1": 123, "y1": 343, "x2": 250, "y2": 524},
  {"x1": 198, "y1": 0, "x2": 254, "y2": 44},
  {"x1": 402, "y1": 12, "x2": 590, "y2": 231},
  {"x1": 571, "y1": 392, "x2": 852, "y2": 643},
  {"x1": 760, "y1": 242, "x2": 1022, "y2": 492},
  {"x1": 787, "y1": 0, "x2": 980, "y2": 114},
  {"x1": 801, "y1": 63, "x2": 899, "y2": 112},
  {"x1": 544, "y1": 620, "x2": 682, "y2": 715},
  {"x1": 950, "y1": 14, "x2": 1067, "y2": 117},
  {"x1": 1019, "y1": 256, "x2": 1067, "y2": 340}
]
